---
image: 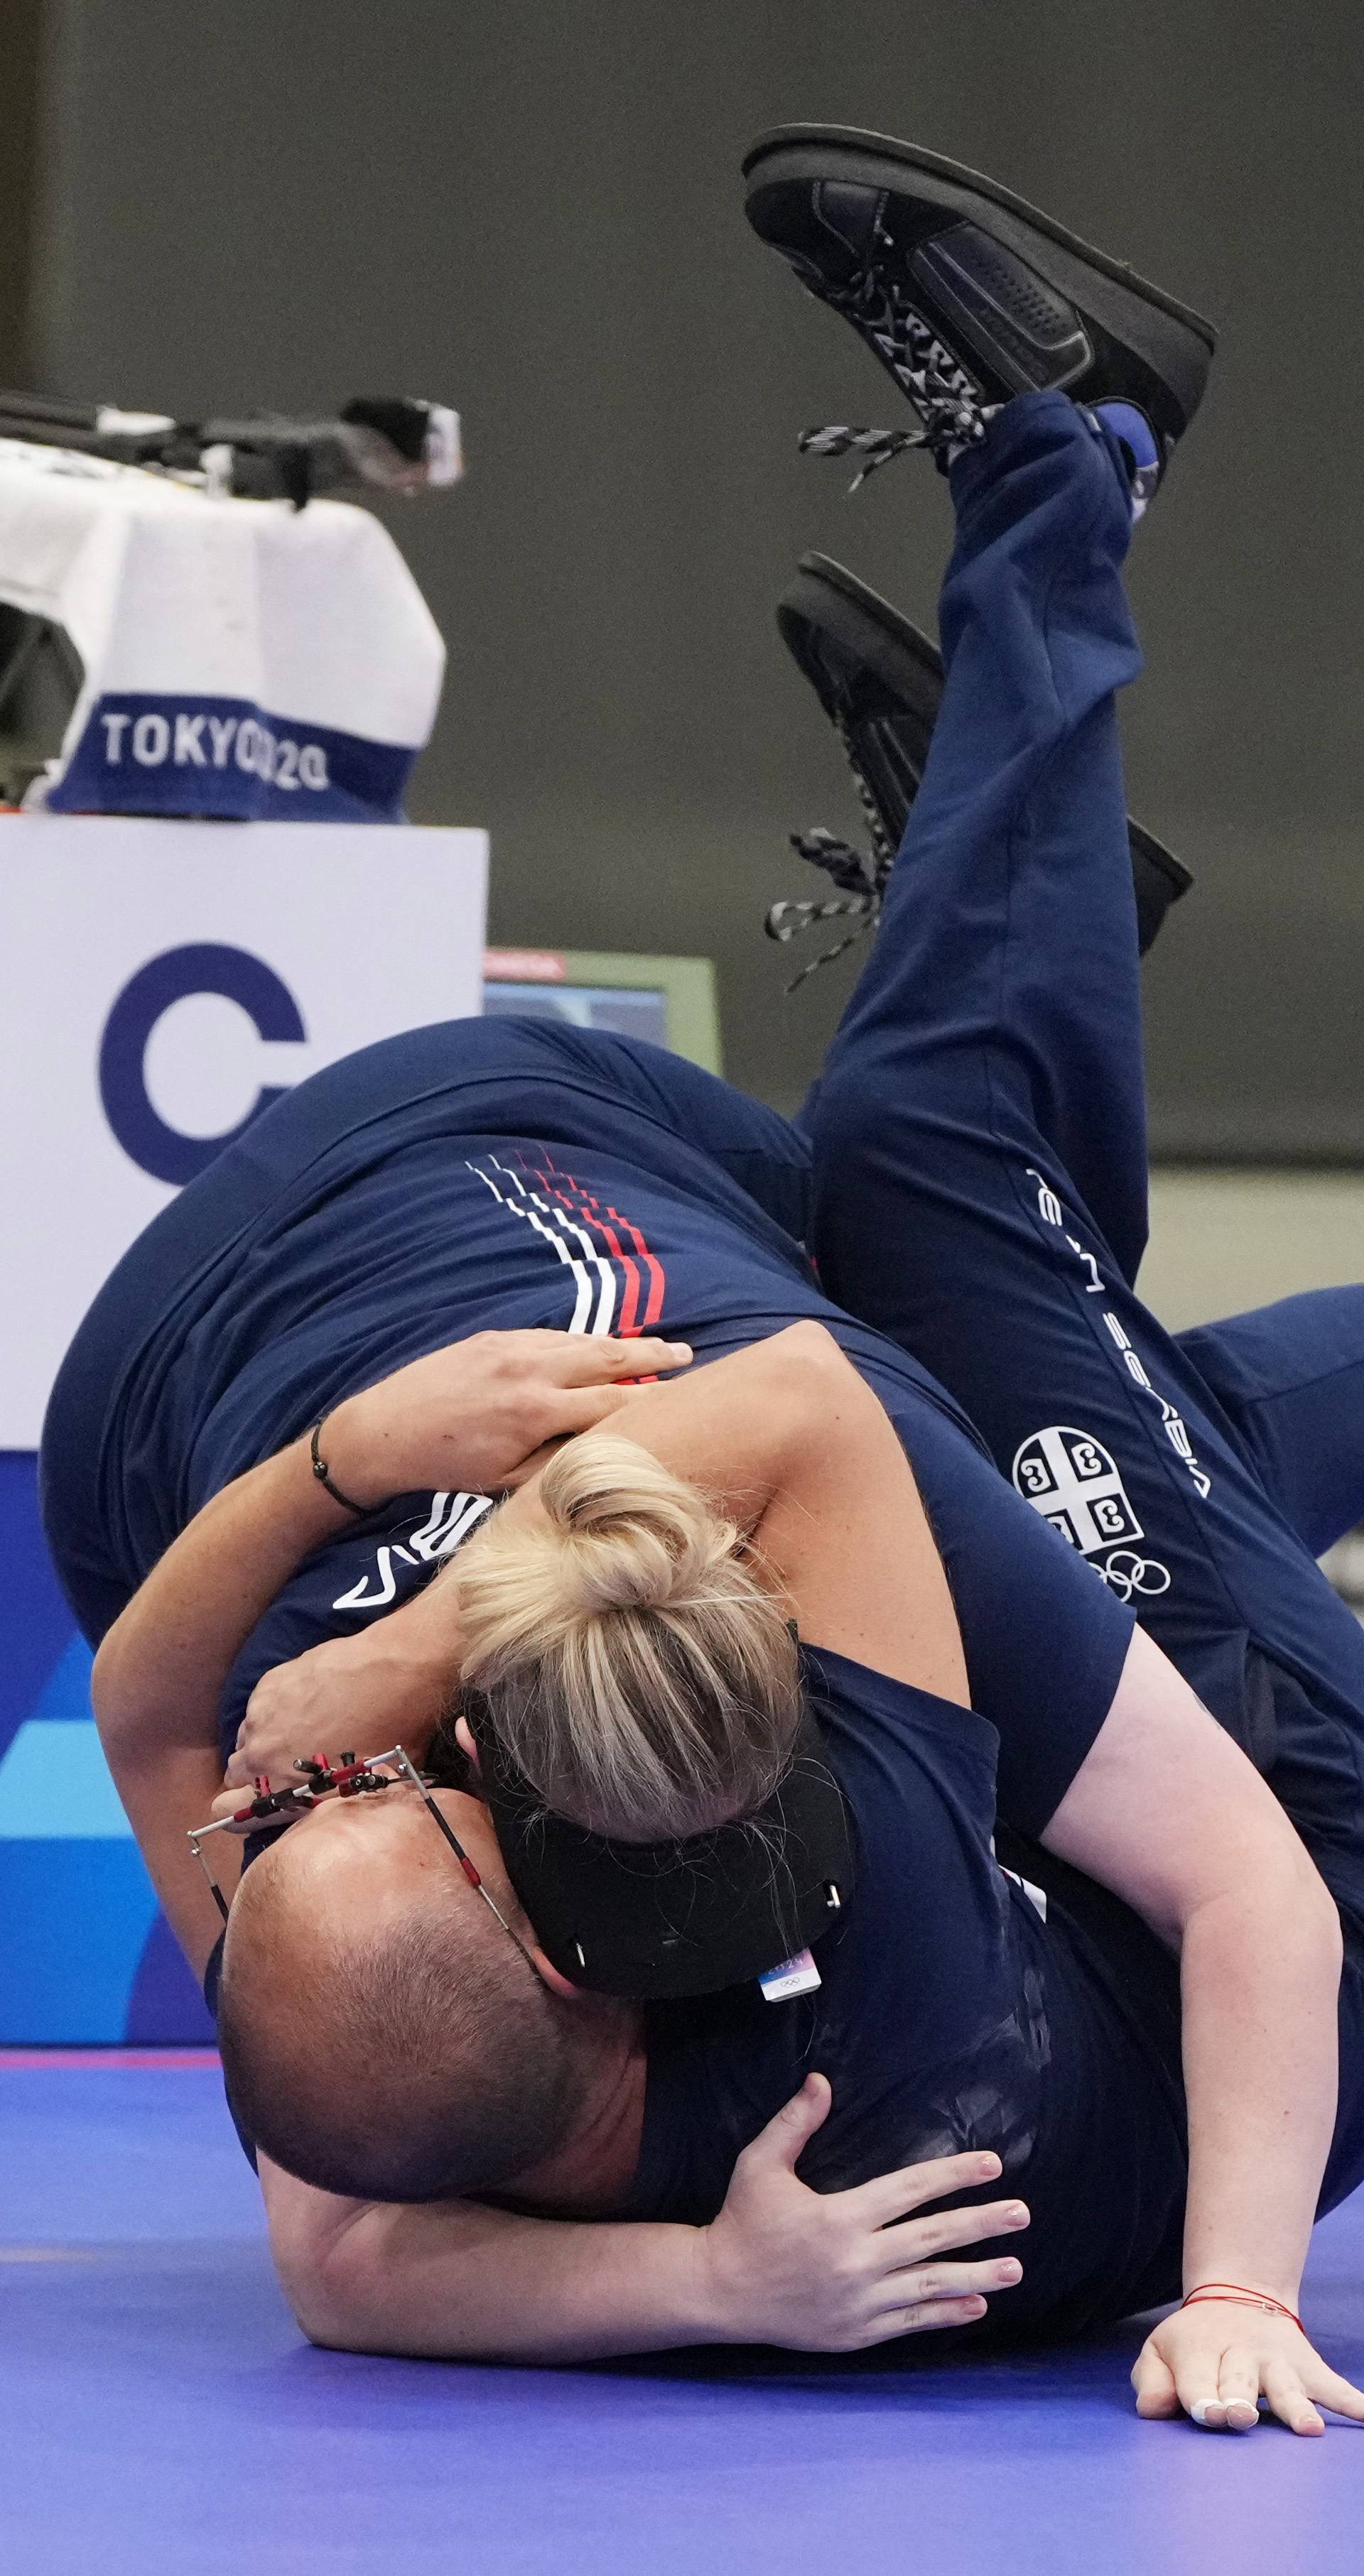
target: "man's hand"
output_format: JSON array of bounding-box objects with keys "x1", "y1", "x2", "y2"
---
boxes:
[
  {"x1": 222, "y1": 1626, "x2": 448, "y2": 1793},
  {"x1": 259, "y1": 2088, "x2": 1027, "y2": 2367},
  {"x1": 1133, "y1": 2300, "x2": 1364, "y2": 2435},
  {"x1": 323, "y1": 1330, "x2": 693, "y2": 1505},
  {"x1": 695, "y1": 2075, "x2": 1029, "y2": 2351}
]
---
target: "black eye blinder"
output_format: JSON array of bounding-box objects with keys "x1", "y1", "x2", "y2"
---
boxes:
[{"x1": 467, "y1": 1697, "x2": 855, "y2": 2001}]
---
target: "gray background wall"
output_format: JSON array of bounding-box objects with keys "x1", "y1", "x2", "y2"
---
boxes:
[
  {"x1": 18, "y1": 0, "x2": 1364, "y2": 1139},
  {"x1": 0, "y1": 0, "x2": 41, "y2": 384}
]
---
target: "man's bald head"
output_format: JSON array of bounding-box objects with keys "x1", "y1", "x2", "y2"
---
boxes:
[{"x1": 217, "y1": 1788, "x2": 588, "y2": 2202}]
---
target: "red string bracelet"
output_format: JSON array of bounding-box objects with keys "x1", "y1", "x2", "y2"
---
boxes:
[{"x1": 1181, "y1": 2282, "x2": 1304, "y2": 2332}]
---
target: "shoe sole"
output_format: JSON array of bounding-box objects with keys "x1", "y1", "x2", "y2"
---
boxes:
[
  {"x1": 744, "y1": 126, "x2": 1216, "y2": 427},
  {"x1": 779, "y1": 550, "x2": 945, "y2": 720},
  {"x1": 780, "y1": 550, "x2": 1194, "y2": 915}
]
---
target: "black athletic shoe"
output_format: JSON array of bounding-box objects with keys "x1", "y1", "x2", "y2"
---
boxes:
[
  {"x1": 743, "y1": 126, "x2": 1216, "y2": 503},
  {"x1": 767, "y1": 550, "x2": 1192, "y2": 984}
]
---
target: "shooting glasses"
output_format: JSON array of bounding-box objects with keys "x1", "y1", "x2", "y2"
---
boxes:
[
  {"x1": 189, "y1": 1746, "x2": 535, "y2": 1966},
  {"x1": 190, "y1": 1713, "x2": 855, "y2": 2004}
]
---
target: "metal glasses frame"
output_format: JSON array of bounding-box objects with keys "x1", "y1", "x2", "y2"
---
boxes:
[{"x1": 188, "y1": 1744, "x2": 535, "y2": 1967}]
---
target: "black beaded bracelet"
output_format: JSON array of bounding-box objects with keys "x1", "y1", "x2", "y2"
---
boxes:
[{"x1": 309, "y1": 1415, "x2": 368, "y2": 1518}]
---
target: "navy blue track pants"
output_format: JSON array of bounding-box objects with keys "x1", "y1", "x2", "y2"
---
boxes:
[{"x1": 803, "y1": 389, "x2": 1364, "y2": 1911}]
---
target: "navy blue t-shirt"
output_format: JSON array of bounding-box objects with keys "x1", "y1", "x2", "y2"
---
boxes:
[
  {"x1": 622, "y1": 1642, "x2": 1191, "y2": 2341},
  {"x1": 45, "y1": 1022, "x2": 1364, "y2": 2333},
  {"x1": 149, "y1": 1128, "x2": 1137, "y2": 1831},
  {"x1": 45, "y1": 1020, "x2": 1132, "y2": 1836}
]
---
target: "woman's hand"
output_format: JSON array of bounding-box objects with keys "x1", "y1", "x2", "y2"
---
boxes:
[
  {"x1": 1133, "y1": 2300, "x2": 1364, "y2": 2435},
  {"x1": 222, "y1": 1625, "x2": 450, "y2": 1793},
  {"x1": 695, "y1": 2074, "x2": 1029, "y2": 2352},
  {"x1": 323, "y1": 1330, "x2": 693, "y2": 1505}
]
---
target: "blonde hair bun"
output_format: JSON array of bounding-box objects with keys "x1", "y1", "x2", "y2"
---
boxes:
[
  {"x1": 536, "y1": 1433, "x2": 736, "y2": 1613},
  {"x1": 454, "y1": 1428, "x2": 801, "y2": 1840}
]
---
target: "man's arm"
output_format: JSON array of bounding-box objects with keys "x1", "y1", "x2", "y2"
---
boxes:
[
  {"x1": 221, "y1": 1586, "x2": 464, "y2": 1795},
  {"x1": 1044, "y1": 1625, "x2": 1364, "y2": 2435},
  {"x1": 92, "y1": 1440, "x2": 358, "y2": 1973},
  {"x1": 92, "y1": 1330, "x2": 693, "y2": 1969},
  {"x1": 227, "y1": 1321, "x2": 972, "y2": 1795},
  {"x1": 261, "y1": 2094, "x2": 1027, "y2": 2364}
]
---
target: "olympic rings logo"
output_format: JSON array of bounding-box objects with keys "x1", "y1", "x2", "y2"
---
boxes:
[{"x1": 1094, "y1": 1550, "x2": 1171, "y2": 1603}]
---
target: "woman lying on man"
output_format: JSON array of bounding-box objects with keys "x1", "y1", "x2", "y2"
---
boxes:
[{"x1": 63, "y1": 136, "x2": 1364, "y2": 2433}]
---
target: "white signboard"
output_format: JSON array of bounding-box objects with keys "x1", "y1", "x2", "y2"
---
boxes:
[{"x1": 0, "y1": 813, "x2": 487, "y2": 1445}]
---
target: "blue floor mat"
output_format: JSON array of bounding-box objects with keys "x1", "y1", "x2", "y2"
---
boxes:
[{"x1": 2, "y1": 2058, "x2": 1363, "y2": 2575}]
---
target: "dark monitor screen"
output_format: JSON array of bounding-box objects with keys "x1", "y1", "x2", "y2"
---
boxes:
[
  {"x1": 482, "y1": 979, "x2": 671, "y2": 1050},
  {"x1": 481, "y1": 950, "x2": 720, "y2": 1075}
]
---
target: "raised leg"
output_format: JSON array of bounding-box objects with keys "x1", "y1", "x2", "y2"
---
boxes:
[
  {"x1": 801, "y1": 391, "x2": 1364, "y2": 1767},
  {"x1": 803, "y1": 387, "x2": 1149, "y2": 1287},
  {"x1": 1179, "y1": 1288, "x2": 1364, "y2": 1559}
]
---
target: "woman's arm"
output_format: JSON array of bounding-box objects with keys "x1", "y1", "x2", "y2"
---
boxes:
[
  {"x1": 262, "y1": 2085, "x2": 1029, "y2": 2364},
  {"x1": 231, "y1": 1322, "x2": 970, "y2": 1796},
  {"x1": 1044, "y1": 1624, "x2": 1364, "y2": 2435},
  {"x1": 485, "y1": 1322, "x2": 970, "y2": 1705}
]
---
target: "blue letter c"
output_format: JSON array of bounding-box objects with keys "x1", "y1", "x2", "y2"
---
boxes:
[{"x1": 98, "y1": 942, "x2": 307, "y2": 1185}]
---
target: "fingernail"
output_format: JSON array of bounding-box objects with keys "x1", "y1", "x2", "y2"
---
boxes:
[
  {"x1": 979, "y1": 2156, "x2": 1001, "y2": 2178},
  {"x1": 1189, "y1": 2403, "x2": 1212, "y2": 2428},
  {"x1": 997, "y1": 2260, "x2": 1022, "y2": 2283},
  {"x1": 965, "y1": 2298, "x2": 987, "y2": 2317},
  {"x1": 1005, "y1": 2205, "x2": 1029, "y2": 2227}
]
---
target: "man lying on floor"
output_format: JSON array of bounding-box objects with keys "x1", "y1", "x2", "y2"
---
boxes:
[{"x1": 53, "y1": 132, "x2": 1364, "y2": 2433}]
